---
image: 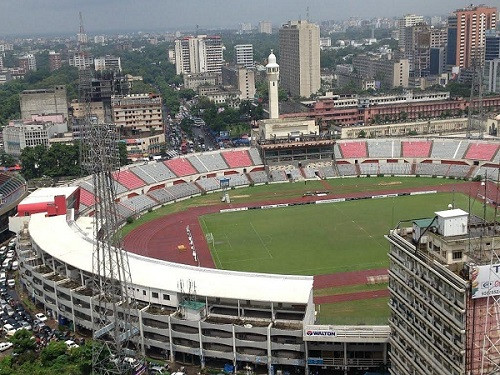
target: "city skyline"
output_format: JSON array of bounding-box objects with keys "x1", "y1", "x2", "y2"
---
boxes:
[{"x1": 2, "y1": 0, "x2": 500, "y2": 36}]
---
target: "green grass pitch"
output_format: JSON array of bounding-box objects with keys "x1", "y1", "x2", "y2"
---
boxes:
[{"x1": 200, "y1": 192, "x2": 496, "y2": 275}]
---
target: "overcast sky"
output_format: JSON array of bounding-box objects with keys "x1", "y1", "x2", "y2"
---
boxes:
[{"x1": 1, "y1": 0, "x2": 500, "y2": 36}]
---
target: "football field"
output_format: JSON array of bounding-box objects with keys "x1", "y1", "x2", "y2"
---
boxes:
[{"x1": 200, "y1": 192, "x2": 495, "y2": 275}]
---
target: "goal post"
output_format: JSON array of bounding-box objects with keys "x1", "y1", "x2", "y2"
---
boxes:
[{"x1": 205, "y1": 233, "x2": 214, "y2": 246}]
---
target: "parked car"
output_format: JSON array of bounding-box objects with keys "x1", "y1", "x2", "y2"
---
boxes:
[
  {"x1": 7, "y1": 279, "x2": 15, "y2": 288},
  {"x1": 35, "y1": 313, "x2": 47, "y2": 322},
  {"x1": 20, "y1": 321, "x2": 32, "y2": 330},
  {"x1": 150, "y1": 366, "x2": 168, "y2": 374},
  {"x1": 11, "y1": 261, "x2": 18, "y2": 271},
  {"x1": 0, "y1": 342, "x2": 13, "y2": 352},
  {"x1": 2, "y1": 323, "x2": 17, "y2": 336},
  {"x1": 65, "y1": 340, "x2": 79, "y2": 349},
  {"x1": 4, "y1": 305, "x2": 14, "y2": 317}
]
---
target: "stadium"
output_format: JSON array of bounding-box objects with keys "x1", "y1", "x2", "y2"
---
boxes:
[{"x1": 10, "y1": 138, "x2": 500, "y2": 374}]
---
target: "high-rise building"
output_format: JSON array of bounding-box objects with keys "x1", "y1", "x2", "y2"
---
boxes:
[
  {"x1": 221, "y1": 65, "x2": 256, "y2": 100},
  {"x1": 387, "y1": 208, "x2": 500, "y2": 375},
  {"x1": 94, "y1": 56, "x2": 122, "y2": 72},
  {"x1": 404, "y1": 24, "x2": 431, "y2": 77},
  {"x1": 484, "y1": 59, "x2": 500, "y2": 92},
  {"x1": 430, "y1": 47, "x2": 446, "y2": 75},
  {"x1": 0, "y1": 55, "x2": 3, "y2": 70},
  {"x1": 279, "y1": 20, "x2": 320, "y2": 98},
  {"x1": 259, "y1": 21, "x2": 272, "y2": 34},
  {"x1": 94, "y1": 35, "x2": 105, "y2": 45},
  {"x1": 48, "y1": 51, "x2": 62, "y2": 72},
  {"x1": 398, "y1": 14, "x2": 424, "y2": 51},
  {"x1": 174, "y1": 35, "x2": 223, "y2": 75},
  {"x1": 446, "y1": 16, "x2": 458, "y2": 66},
  {"x1": 234, "y1": 44, "x2": 254, "y2": 68},
  {"x1": 239, "y1": 23, "x2": 252, "y2": 33},
  {"x1": 20, "y1": 86, "x2": 68, "y2": 120},
  {"x1": 69, "y1": 52, "x2": 92, "y2": 70},
  {"x1": 111, "y1": 93, "x2": 163, "y2": 135},
  {"x1": 352, "y1": 54, "x2": 409, "y2": 89},
  {"x1": 485, "y1": 29, "x2": 500, "y2": 61},
  {"x1": 430, "y1": 27, "x2": 448, "y2": 48},
  {"x1": 453, "y1": 5, "x2": 497, "y2": 68},
  {"x1": 18, "y1": 54, "x2": 36, "y2": 72}
]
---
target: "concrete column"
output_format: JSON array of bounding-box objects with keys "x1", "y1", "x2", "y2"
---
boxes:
[
  {"x1": 168, "y1": 315, "x2": 174, "y2": 362},
  {"x1": 232, "y1": 325, "x2": 237, "y2": 371},
  {"x1": 344, "y1": 342, "x2": 348, "y2": 375},
  {"x1": 383, "y1": 342, "x2": 388, "y2": 365},
  {"x1": 304, "y1": 341, "x2": 309, "y2": 375},
  {"x1": 237, "y1": 300, "x2": 241, "y2": 318},
  {"x1": 138, "y1": 306, "x2": 147, "y2": 356},
  {"x1": 198, "y1": 321, "x2": 205, "y2": 368},
  {"x1": 69, "y1": 289, "x2": 76, "y2": 333},
  {"x1": 267, "y1": 323, "x2": 273, "y2": 375}
]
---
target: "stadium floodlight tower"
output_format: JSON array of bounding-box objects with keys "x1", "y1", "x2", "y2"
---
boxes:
[{"x1": 78, "y1": 13, "x2": 141, "y2": 375}]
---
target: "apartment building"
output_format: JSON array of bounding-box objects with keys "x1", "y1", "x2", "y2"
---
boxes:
[
  {"x1": 221, "y1": 65, "x2": 256, "y2": 100},
  {"x1": 352, "y1": 54, "x2": 409, "y2": 89},
  {"x1": 111, "y1": 93, "x2": 163, "y2": 135},
  {"x1": 259, "y1": 21, "x2": 272, "y2": 34},
  {"x1": 174, "y1": 35, "x2": 223, "y2": 75},
  {"x1": 234, "y1": 44, "x2": 254, "y2": 68},
  {"x1": 452, "y1": 5, "x2": 497, "y2": 68},
  {"x1": 48, "y1": 51, "x2": 62, "y2": 72}
]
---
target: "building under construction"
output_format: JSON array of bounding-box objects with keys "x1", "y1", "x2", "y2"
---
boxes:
[{"x1": 386, "y1": 205, "x2": 500, "y2": 374}]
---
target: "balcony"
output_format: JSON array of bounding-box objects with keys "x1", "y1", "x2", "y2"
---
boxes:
[
  {"x1": 236, "y1": 333, "x2": 267, "y2": 342},
  {"x1": 143, "y1": 318, "x2": 169, "y2": 330},
  {"x1": 202, "y1": 328, "x2": 232, "y2": 338},
  {"x1": 34, "y1": 265, "x2": 53, "y2": 275},
  {"x1": 46, "y1": 273, "x2": 66, "y2": 282},
  {"x1": 57, "y1": 279, "x2": 81, "y2": 291}
]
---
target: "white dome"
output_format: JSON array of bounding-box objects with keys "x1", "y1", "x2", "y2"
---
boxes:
[{"x1": 266, "y1": 50, "x2": 279, "y2": 69}]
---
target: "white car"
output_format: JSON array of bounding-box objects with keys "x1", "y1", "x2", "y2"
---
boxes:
[
  {"x1": 11, "y1": 261, "x2": 18, "y2": 271},
  {"x1": 7, "y1": 279, "x2": 15, "y2": 288},
  {"x1": 65, "y1": 340, "x2": 79, "y2": 349},
  {"x1": 0, "y1": 342, "x2": 13, "y2": 352},
  {"x1": 35, "y1": 313, "x2": 48, "y2": 322}
]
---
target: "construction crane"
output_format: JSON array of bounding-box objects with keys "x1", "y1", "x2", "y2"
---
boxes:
[{"x1": 77, "y1": 12, "x2": 141, "y2": 374}]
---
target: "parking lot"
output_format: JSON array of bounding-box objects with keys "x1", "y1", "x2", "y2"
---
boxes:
[{"x1": 0, "y1": 237, "x2": 85, "y2": 354}]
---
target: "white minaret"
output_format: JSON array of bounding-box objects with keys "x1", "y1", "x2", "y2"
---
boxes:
[{"x1": 266, "y1": 50, "x2": 279, "y2": 119}]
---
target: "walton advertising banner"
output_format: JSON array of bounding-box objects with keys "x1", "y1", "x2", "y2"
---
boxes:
[{"x1": 471, "y1": 263, "x2": 500, "y2": 299}]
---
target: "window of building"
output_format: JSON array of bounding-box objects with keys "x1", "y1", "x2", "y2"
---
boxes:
[
  {"x1": 152, "y1": 292, "x2": 158, "y2": 299},
  {"x1": 452, "y1": 251, "x2": 462, "y2": 260},
  {"x1": 143, "y1": 290, "x2": 146, "y2": 296},
  {"x1": 163, "y1": 294, "x2": 170, "y2": 301}
]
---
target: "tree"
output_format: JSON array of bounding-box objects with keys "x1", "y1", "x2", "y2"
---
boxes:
[
  {"x1": 0, "y1": 151, "x2": 17, "y2": 167},
  {"x1": 20, "y1": 144, "x2": 47, "y2": 180},
  {"x1": 9, "y1": 329, "x2": 36, "y2": 355},
  {"x1": 40, "y1": 341, "x2": 68, "y2": 367},
  {"x1": 118, "y1": 142, "x2": 128, "y2": 166}
]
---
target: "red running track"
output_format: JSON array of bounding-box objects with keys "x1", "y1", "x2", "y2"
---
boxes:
[
  {"x1": 314, "y1": 289, "x2": 390, "y2": 304},
  {"x1": 123, "y1": 181, "x2": 498, "y2": 289}
]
